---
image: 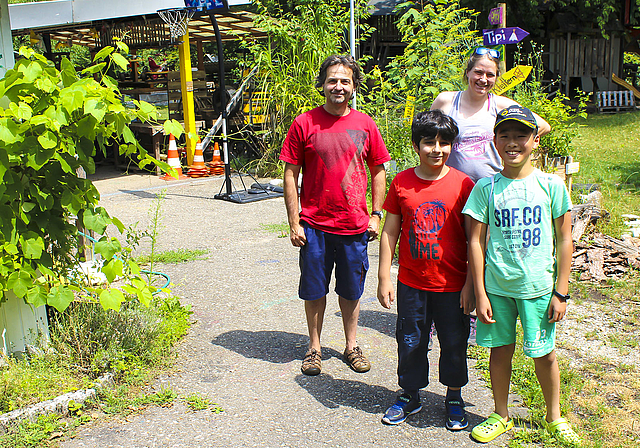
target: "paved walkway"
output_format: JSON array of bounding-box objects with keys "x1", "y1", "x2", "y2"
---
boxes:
[{"x1": 61, "y1": 167, "x2": 520, "y2": 448}]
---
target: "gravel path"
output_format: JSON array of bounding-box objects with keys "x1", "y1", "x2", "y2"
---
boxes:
[{"x1": 60, "y1": 167, "x2": 521, "y2": 448}]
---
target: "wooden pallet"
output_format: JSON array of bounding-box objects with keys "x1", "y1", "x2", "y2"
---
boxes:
[{"x1": 596, "y1": 90, "x2": 636, "y2": 113}]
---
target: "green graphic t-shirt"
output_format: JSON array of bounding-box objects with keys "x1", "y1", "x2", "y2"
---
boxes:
[{"x1": 463, "y1": 169, "x2": 572, "y2": 299}]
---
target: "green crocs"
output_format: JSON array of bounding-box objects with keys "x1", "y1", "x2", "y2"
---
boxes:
[
  {"x1": 471, "y1": 413, "x2": 514, "y2": 443},
  {"x1": 544, "y1": 417, "x2": 581, "y2": 446}
]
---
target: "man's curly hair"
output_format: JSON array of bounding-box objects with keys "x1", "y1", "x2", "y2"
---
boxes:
[{"x1": 315, "y1": 54, "x2": 363, "y2": 94}]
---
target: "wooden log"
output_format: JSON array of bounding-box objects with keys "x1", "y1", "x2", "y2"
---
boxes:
[{"x1": 587, "y1": 248, "x2": 607, "y2": 282}]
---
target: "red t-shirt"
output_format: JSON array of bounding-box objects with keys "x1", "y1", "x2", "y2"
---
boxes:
[
  {"x1": 383, "y1": 167, "x2": 474, "y2": 291},
  {"x1": 280, "y1": 106, "x2": 390, "y2": 235}
]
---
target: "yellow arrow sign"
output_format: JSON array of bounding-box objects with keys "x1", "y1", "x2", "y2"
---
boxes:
[
  {"x1": 493, "y1": 65, "x2": 532, "y2": 95},
  {"x1": 403, "y1": 95, "x2": 416, "y2": 125}
]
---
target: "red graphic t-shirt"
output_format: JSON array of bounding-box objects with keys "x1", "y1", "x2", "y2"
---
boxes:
[
  {"x1": 280, "y1": 107, "x2": 390, "y2": 235},
  {"x1": 383, "y1": 167, "x2": 474, "y2": 291}
]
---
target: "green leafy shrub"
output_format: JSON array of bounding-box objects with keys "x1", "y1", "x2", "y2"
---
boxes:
[
  {"x1": 509, "y1": 44, "x2": 588, "y2": 159},
  {"x1": 360, "y1": 67, "x2": 414, "y2": 179},
  {"x1": 386, "y1": 0, "x2": 481, "y2": 110},
  {"x1": 0, "y1": 45, "x2": 183, "y2": 312}
]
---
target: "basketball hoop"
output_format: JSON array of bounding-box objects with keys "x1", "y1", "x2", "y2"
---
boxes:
[{"x1": 157, "y1": 7, "x2": 197, "y2": 41}]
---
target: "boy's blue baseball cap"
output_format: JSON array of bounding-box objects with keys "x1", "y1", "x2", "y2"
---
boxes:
[{"x1": 494, "y1": 105, "x2": 538, "y2": 132}]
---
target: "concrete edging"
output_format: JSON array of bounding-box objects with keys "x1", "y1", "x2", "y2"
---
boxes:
[{"x1": 0, "y1": 373, "x2": 114, "y2": 433}]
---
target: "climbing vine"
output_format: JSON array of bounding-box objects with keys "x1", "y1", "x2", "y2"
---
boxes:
[{"x1": 0, "y1": 44, "x2": 182, "y2": 311}]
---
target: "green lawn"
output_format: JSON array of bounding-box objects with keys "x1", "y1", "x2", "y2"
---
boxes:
[{"x1": 572, "y1": 111, "x2": 640, "y2": 236}]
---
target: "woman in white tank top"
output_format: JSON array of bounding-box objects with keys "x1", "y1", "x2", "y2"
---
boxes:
[{"x1": 431, "y1": 48, "x2": 550, "y2": 183}]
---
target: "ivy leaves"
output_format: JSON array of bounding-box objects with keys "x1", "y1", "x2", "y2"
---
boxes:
[{"x1": 0, "y1": 44, "x2": 167, "y2": 312}]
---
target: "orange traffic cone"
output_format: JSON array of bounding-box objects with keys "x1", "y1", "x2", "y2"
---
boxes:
[
  {"x1": 187, "y1": 140, "x2": 209, "y2": 178},
  {"x1": 206, "y1": 141, "x2": 225, "y2": 176},
  {"x1": 161, "y1": 134, "x2": 187, "y2": 181}
]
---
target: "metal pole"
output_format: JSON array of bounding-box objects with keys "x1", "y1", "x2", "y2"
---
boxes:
[
  {"x1": 349, "y1": 0, "x2": 356, "y2": 110},
  {"x1": 208, "y1": 11, "x2": 232, "y2": 196}
]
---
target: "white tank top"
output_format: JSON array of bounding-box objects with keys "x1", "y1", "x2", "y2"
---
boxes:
[{"x1": 446, "y1": 91, "x2": 502, "y2": 183}]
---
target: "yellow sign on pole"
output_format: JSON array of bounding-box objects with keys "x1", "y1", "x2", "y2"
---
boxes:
[
  {"x1": 403, "y1": 96, "x2": 416, "y2": 125},
  {"x1": 493, "y1": 65, "x2": 532, "y2": 95}
]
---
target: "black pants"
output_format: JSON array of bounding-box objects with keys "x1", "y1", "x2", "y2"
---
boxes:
[{"x1": 396, "y1": 281, "x2": 470, "y2": 391}]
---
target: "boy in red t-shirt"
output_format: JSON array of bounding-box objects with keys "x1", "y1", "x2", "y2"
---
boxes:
[{"x1": 377, "y1": 110, "x2": 475, "y2": 429}]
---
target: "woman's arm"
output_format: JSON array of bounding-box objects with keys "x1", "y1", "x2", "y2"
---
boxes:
[
  {"x1": 494, "y1": 95, "x2": 551, "y2": 136},
  {"x1": 430, "y1": 91, "x2": 456, "y2": 112}
]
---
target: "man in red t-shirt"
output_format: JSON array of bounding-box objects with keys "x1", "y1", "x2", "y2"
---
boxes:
[{"x1": 280, "y1": 55, "x2": 390, "y2": 376}]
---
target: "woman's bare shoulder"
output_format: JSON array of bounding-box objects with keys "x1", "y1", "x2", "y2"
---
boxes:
[
  {"x1": 493, "y1": 94, "x2": 518, "y2": 109},
  {"x1": 431, "y1": 91, "x2": 457, "y2": 110}
]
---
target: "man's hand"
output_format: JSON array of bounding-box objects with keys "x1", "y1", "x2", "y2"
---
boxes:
[
  {"x1": 476, "y1": 294, "x2": 495, "y2": 324},
  {"x1": 289, "y1": 222, "x2": 306, "y2": 247},
  {"x1": 377, "y1": 278, "x2": 394, "y2": 309},
  {"x1": 548, "y1": 296, "x2": 567, "y2": 323},
  {"x1": 367, "y1": 215, "x2": 381, "y2": 241}
]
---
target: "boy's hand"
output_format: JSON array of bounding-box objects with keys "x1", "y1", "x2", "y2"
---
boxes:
[
  {"x1": 377, "y1": 279, "x2": 395, "y2": 309},
  {"x1": 548, "y1": 296, "x2": 567, "y2": 322},
  {"x1": 476, "y1": 294, "x2": 495, "y2": 324},
  {"x1": 460, "y1": 277, "x2": 475, "y2": 314}
]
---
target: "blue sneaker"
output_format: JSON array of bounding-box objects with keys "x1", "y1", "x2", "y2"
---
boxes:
[
  {"x1": 382, "y1": 393, "x2": 422, "y2": 425},
  {"x1": 445, "y1": 397, "x2": 468, "y2": 431}
]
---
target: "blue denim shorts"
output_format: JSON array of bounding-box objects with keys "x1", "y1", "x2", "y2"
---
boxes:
[{"x1": 298, "y1": 222, "x2": 369, "y2": 301}]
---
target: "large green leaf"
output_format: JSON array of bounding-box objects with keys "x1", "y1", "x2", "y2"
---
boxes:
[
  {"x1": 101, "y1": 258, "x2": 123, "y2": 283},
  {"x1": 35, "y1": 76, "x2": 56, "y2": 93},
  {"x1": 99, "y1": 288, "x2": 125, "y2": 311},
  {"x1": 47, "y1": 285, "x2": 74, "y2": 312},
  {"x1": 38, "y1": 130, "x2": 58, "y2": 149},
  {"x1": 163, "y1": 119, "x2": 184, "y2": 139},
  {"x1": 82, "y1": 207, "x2": 111, "y2": 235},
  {"x1": 19, "y1": 60, "x2": 44, "y2": 83},
  {"x1": 60, "y1": 58, "x2": 78, "y2": 87},
  {"x1": 9, "y1": 102, "x2": 33, "y2": 121},
  {"x1": 59, "y1": 88, "x2": 84, "y2": 114},
  {"x1": 81, "y1": 207, "x2": 110, "y2": 234},
  {"x1": 26, "y1": 285, "x2": 48, "y2": 308},
  {"x1": 7, "y1": 270, "x2": 32, "y2": 298},
  {"x1": 137, "y1": 286, "x2": 152, "y2": 307},
  {"x1": 95, "y1": 237, "x2": 121, "y2": 260},
  {"x1": 80, "y1": 62, "x2": 106, "y2": 75},
  {"x1": 111, "y1": 52, "x2": 129, "y2": 71},
  {"x1": 0, "y1": 118, "x2": 21, "y2": 144},
  {"x1": 84, "y1": 98, "x2": 107, "y2": 122},
  {"x1": 93, "y1": 46, "x2": 114, "y2": 62},
  {"x1": 20, "y1": 234, "x2": 44, "y2": 259}
]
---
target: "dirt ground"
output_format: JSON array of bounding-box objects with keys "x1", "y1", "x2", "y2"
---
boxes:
[{"x1": 57, "y1": 166, "x2": 529, "y2": 448}]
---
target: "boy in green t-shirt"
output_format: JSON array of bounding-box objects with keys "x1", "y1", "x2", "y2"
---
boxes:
[{"x1": 463, "y1": 105, "x2": 579, "y2": 446}]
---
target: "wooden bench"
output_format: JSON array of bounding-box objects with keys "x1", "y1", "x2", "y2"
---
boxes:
[{"x1": 596, "y1": 90, "x2": 636, "y2": 113}]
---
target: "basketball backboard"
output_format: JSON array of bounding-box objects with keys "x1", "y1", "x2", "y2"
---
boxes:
[{"x1": 184, "y1": 0, "x2": 228, "y2": 12}]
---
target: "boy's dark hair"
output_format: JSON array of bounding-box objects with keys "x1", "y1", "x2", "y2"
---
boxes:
[
  {"x1": 411, "y1": 110, "x2": 459, "y2": 147},
  {"x1": 315, "y1": 54, "x2": 363, "y2": 93}
]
